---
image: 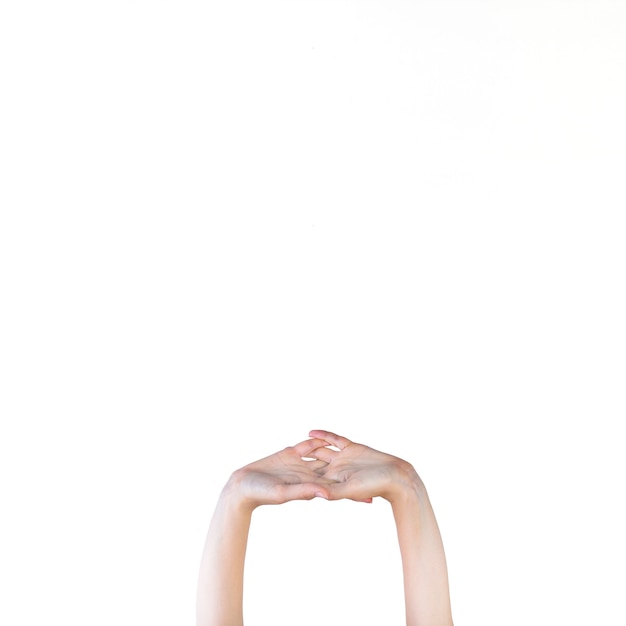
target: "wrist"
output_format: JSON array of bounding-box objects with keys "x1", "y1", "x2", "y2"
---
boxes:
[
  {"x1": 385, "y1": 462, "x2": 427, "y2": 506},
  {"x1": 220, "y1": 470, "x2": 258, "y2": 514}
]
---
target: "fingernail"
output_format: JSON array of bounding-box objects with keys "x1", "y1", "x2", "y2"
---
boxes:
[{"x1": 315, "y1": 492, "x2": 328, "y2": 499}]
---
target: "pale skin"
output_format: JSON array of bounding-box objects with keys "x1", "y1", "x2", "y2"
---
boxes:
[{"x1": 196, "y1": 430, "x2": 454, "y2": 626}]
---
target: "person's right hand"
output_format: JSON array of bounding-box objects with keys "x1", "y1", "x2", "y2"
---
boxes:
[{"x1": 307, "y1": 429, "x2": 420, "y2": 504}]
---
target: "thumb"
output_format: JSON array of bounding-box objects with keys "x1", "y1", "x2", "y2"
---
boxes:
[
  {"x1": 278, "y1": 483, "x2": 330, "y2": 502},
  {"x1": 327, "y1": 481, "x2": 373, "y2": 503}
]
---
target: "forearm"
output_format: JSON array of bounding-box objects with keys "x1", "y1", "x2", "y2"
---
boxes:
[
  {"x1": 196, "y1": 479, "x2": 253, "y2": 626},
  {"x1": 390, "y1": 472, "x2": 454, "y2": 626}
]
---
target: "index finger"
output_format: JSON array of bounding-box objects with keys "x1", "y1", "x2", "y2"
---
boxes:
[
  {"x1": 292, "y1": 437, "x2": 332, "y2": 458},
  {"x1": 308, "y1": 430, "x2": 352, "y2": 450}
]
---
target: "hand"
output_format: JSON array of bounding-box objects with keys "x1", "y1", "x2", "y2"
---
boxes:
[
  {"x1": 308, "y1": 429, "x2": 419, "y2": 504},
  {"x1": 227, "y1": 437, "x2": 336, "y2": 510}
]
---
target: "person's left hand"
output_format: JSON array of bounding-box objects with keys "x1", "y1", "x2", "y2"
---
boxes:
[
  {"x1": 307, "y1": 429, "x2": 418, "y2": 504},
  {"x1": 226, "y1": 437, "x2": 337, "y2": 510}
]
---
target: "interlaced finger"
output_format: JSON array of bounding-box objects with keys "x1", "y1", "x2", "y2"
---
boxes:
[
  {"x1": 303, "y1": 445, "x2": 339, "y2": 464},
  {"x1": 292, "y1": 437, "x2": 331, "y2": 458},
  {"x1": 302, "y1": 459, "x2": 328, "y2": 472},
  {"x1": 308, "y1": 429, "x2": 352, "y2": 450}
]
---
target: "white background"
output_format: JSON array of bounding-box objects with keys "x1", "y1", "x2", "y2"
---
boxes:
[{"x1": 1, "y1": 1, "x2": 625, "y2": 625}]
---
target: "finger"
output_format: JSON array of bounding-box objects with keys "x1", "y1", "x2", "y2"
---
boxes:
[
  {"x1": 308, "y1": 430, "x2": 352, "y2": 450},
  {"x1": 304, "y1": 445, "x2": 339, "y2": 464},
  {"x1": 309, "y1": 476, "x2": 341, "y2": 485},
  {"x1": 326, "y1": 481, "x2": 374, "y2": 502},
  {"x1": 276, "y1": 482, "x2": 330, "y2": 502},
  {"x1": 302, "y1": 459, "x2": 328, "y2": 472},
  {"x1": 293, "y1": 438, "x2": 331, "y2": 458}
]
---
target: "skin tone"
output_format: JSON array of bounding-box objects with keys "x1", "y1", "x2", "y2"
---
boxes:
[{"x1": 196, "y1": 430, "x2": 454, "y2": 626}]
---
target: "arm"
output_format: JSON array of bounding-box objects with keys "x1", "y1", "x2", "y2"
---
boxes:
[
  {"x1": 196, "y1": 478, "x2": 252, "y2": 626},
  {"x1": 390, "y1": 473, "x2": 454, "y2": 626},
  {"x1": 309, "y1": 429, "x2": 454, "y2": 626},
  {"x1": 196, "y1": 438, "x2": 333, "y2": 626}
]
